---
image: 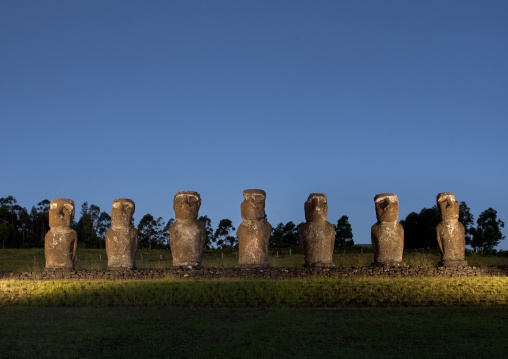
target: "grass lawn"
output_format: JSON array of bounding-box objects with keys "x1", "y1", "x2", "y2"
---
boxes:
[
  {"x1": 1, "y1": 248, "x2": 508, "y2": 358},
  {"x1": 1, "y1": 307, "x2": 507, "y2": 359}
]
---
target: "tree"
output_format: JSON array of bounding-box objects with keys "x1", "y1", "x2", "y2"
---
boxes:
[
  {"x1": 0, "y1": 196, "x2": 20, "y2": 247},
  {"x1": 459, "y1": 201, "x2": 475, "y2": 245},
  {"x1": 270, "y1": 222, "x2": 285, "y2": 248},
  {"x1": 400, "y1": 206, "x2": 440, "y2": 248},
  {"x1": 281, "y1": 221, "x2": 298, "y2": 247},
  {"x1": 18, "y1": 207, "x2": 30, "y2": 246},
  {"x1": 0, "y1": 222, "x2": 15, "y2": 249},
  {"x1": 96, "y1": 212, "x2": 111, "y2": 242},
  {"x1": 198, "y1": 215, "x2": 214, "y2": 247},
  {"x1": 162, "y1": 218, "x2": 174, "y2": 247},
  {"x1": 137, "y1": 214, "x2": 168, "y2": 249},
  {"x1": 270, "y1": 221, "x2": 299, "y2": 248},
  {"x1": 138, "y1": 214, "x2": 156, "y2": 249},
  {"x1": 36, "y1": 200, "x2": 50, "y2": 243},
  {"x1": 76, "y1": 202, "x2": 102, "y2": 248},
  {"x1": 335, "y1": 215, "x2": 354, "y2": 247},
  {"x1": 214, "y1": 219, "x2": 236, "y2": 248},
  {"x1": 471, "y1": 208, "x2": 505, "y2": 253}
]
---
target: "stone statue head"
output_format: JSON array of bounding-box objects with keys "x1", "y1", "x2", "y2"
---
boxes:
[
  {"x1": 304, "y1": 193, "x2": 328, "y2": 222},
  {"x1": 374, "y1": 193, "x2": 399, "y2": 223},
  {"x1": 174, "y1": 191, "x2": 201, "y2": 220},
  {"x1": 437, "y1": 192, "x2": 459, "y2": 222},
  {"x1": 111, "y1": 198, "x2": 135, "y2": 227},
  {"x1": 241, "y1": 189, "x2": 266, "y2": 220},
  {"x1": 49, "y1": 199, "x2": 75, "y2": 228}
]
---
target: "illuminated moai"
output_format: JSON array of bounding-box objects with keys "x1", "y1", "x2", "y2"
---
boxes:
[
  {"x1": 436, "y1": 192, "x2": 468, "y2": 266},
  {"x1": 371, "y1": 193, "x2": 405, "y2": 266},
  {"x1": 237, "y1": 189, "x2": 272, "y2": 268},
  {"x1": 105, "y1": 199, "x2": 138, "y2": 270},
  {"x1": 169, "y1": 191, "x2": 206, "y2": 268},
  {"x1": 44, "y1": 199, "x2": 77, "y2": 270},
  {"x1": 298, "y1": 193, "x2": 335, "y2": 267}
]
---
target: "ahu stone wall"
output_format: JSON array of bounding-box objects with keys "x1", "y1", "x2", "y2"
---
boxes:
[{"x1": 2, "y1": 265, "x2": 507, "y2": 281}]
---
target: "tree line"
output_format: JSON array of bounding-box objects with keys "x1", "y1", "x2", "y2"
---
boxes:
[{"x1": 1, "y1": 195, "x2": 504, "y2": 251}]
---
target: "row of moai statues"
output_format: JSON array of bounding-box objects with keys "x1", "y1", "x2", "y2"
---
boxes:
[{"x1": 44, "y1": 190, "x2": 468, "y2": 270}]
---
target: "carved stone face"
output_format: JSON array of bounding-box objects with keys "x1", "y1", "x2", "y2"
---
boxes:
[
  {"x1": 374, "y1": 193, "x2": 399, "y2": 223},
  {"x1": 111, "y1": 199, "x2": 135, "y2": 227},
  {"x1": 241, "y1": 189, "x2": 266, "y2": 220},
  {"x1": 174, "y1": 191, "x2": 201, "y2": 220},
  {"x1": 48, "y1": 199, "x2": 75, "y2": 228},
  {"x1": 304, "y1": 193, "x2": 328, "y2": 222},
  {"x1": 437, "y1": 192, "x2": 459, "y2": 221}
]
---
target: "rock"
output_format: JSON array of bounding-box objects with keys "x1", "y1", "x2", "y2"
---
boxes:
[
  {"x1": 436, "y1": 193, "x2": 468, "y2": 267},
  {"x1": 169, "y1": 191, "x2": 206, "y2": 268},
  {"x1": 106, "y1": 198, "x2": 138, "y2": 270},
  {"x1": 299, "y1": 193, "x2": 335, "y2": 267},
  {"x1": 371, "y1": 193, "x2": 405, "y2": 266},
  {"x1": 44, "y1": 199, "x2": 78, "y2": 270},
  {"x1": 237, "y1": 189, "x2": 272, "y2": 268}
]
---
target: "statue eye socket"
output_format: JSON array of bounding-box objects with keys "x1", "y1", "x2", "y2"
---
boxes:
[
  {"x1": 64, "y1": 204, "x2": 73, "y2": 211},
  {"x1": 50, "y1": 203, "x2": 58, "y2": 209},
  {"x1": 113, "y1": 203, "x2": 120, "y2": 208}
]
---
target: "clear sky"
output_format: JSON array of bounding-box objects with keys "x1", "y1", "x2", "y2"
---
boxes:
[{"x1": 1, "y1": 1, "x2": 507, "y2": 249}]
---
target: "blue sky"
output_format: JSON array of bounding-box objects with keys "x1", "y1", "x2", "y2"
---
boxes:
[{"x1": 1, "y1": 1, "x2": 507, "y2": 249}]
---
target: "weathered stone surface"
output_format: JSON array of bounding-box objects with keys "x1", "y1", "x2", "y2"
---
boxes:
[
  {"x1": 299, "y1": 193, "x2": 335, "y2": 267},
  {"x1": 169, "y1": 191, "x2": 206, "y2": 268},
  {"x1": 371, "y1": 193, "x2": 405, "y2": 266},
  {"x1": 237, "y1": 189, "x2": 272, "y2": 268},
  {"x1": 436, "y1": 192, "x2": 468, "y2": 266},
  {"x1": 44, "y1": 199, "x2": 77, "y2": 270},
  {"x1": 106, "y1": 199, "x2": 137, "y2": 270}
]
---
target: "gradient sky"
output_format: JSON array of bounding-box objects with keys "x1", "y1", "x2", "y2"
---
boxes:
[{"x1": 1, "y1": 1, "x2": 507, "y2": 249}]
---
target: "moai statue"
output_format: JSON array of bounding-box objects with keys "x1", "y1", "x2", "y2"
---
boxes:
[
  {"x1": 371, "y1": 193, "x2": 405, "y2": 266},
  {"x1": 436, "y1": 192, "x2": 468, "y2": 266},
  {"x1": 298, "y1": 193, "x2": 335, "y2": 267},
  {"x1": 169, "y1": 191, "x2": 206, "y2": 268},
  {"x1": 45, "y1": 199, "x2": 77, "y2": 270},
  {"x1": 237, "y1": 189, "x2": 272, "y2": 268},
  {"x1": 105, "y1": 199, "x2": 137, "y2": 270}
]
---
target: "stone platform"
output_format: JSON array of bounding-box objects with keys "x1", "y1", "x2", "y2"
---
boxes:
[{"x1": 1, "y1": 265, "x2": 507, "y2": 281}]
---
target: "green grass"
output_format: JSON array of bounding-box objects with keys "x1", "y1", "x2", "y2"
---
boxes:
[
  {"x1": 2, "y1": 277, "x2": 507, "y2": 307},
  {"x1": 1, "y1": 306, "x2": 507, "y2": 358},
  {"x1": 2, "y1": 248, "x2": 508, "y2": 358},
  {"x1": 1, "y1": 248, "x2": 507, "y2": 272}
]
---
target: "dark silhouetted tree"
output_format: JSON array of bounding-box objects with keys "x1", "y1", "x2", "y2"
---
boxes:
[
  {"x1": 471, "y1": 208, "x2": 505, "y2": 253},
  {"x1": 270, "y1": 221, "x2": 299, "y2": 248},
  {"x1": 137, "y1": 214, "x2": 167, "y2": 249},
  {"x1": 400, "y1": 206, "x2": 440, "y2": 248},
  {"x1": 459, "y1": 201, "x2": 475, "y2": 245},
  {"x1": 96, "y1": 212, "x2": 111, "y2": 242},
  {"x1": 214, "y1": 219, "x2": 236, "y2": 248},
  {"x1": 198, "y1": 215, "x2": 214, "y2": 247},
  {"x1": 335, "y1": 215, "x2": 354, "y2": 247},
  {"x1": 76, "y1": 202, "x2": 102, "y2": 248}
]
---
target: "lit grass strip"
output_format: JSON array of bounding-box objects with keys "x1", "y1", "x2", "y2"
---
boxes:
[{"x1": 1, "y1": 277, "x2": 507, "y2": 307}]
